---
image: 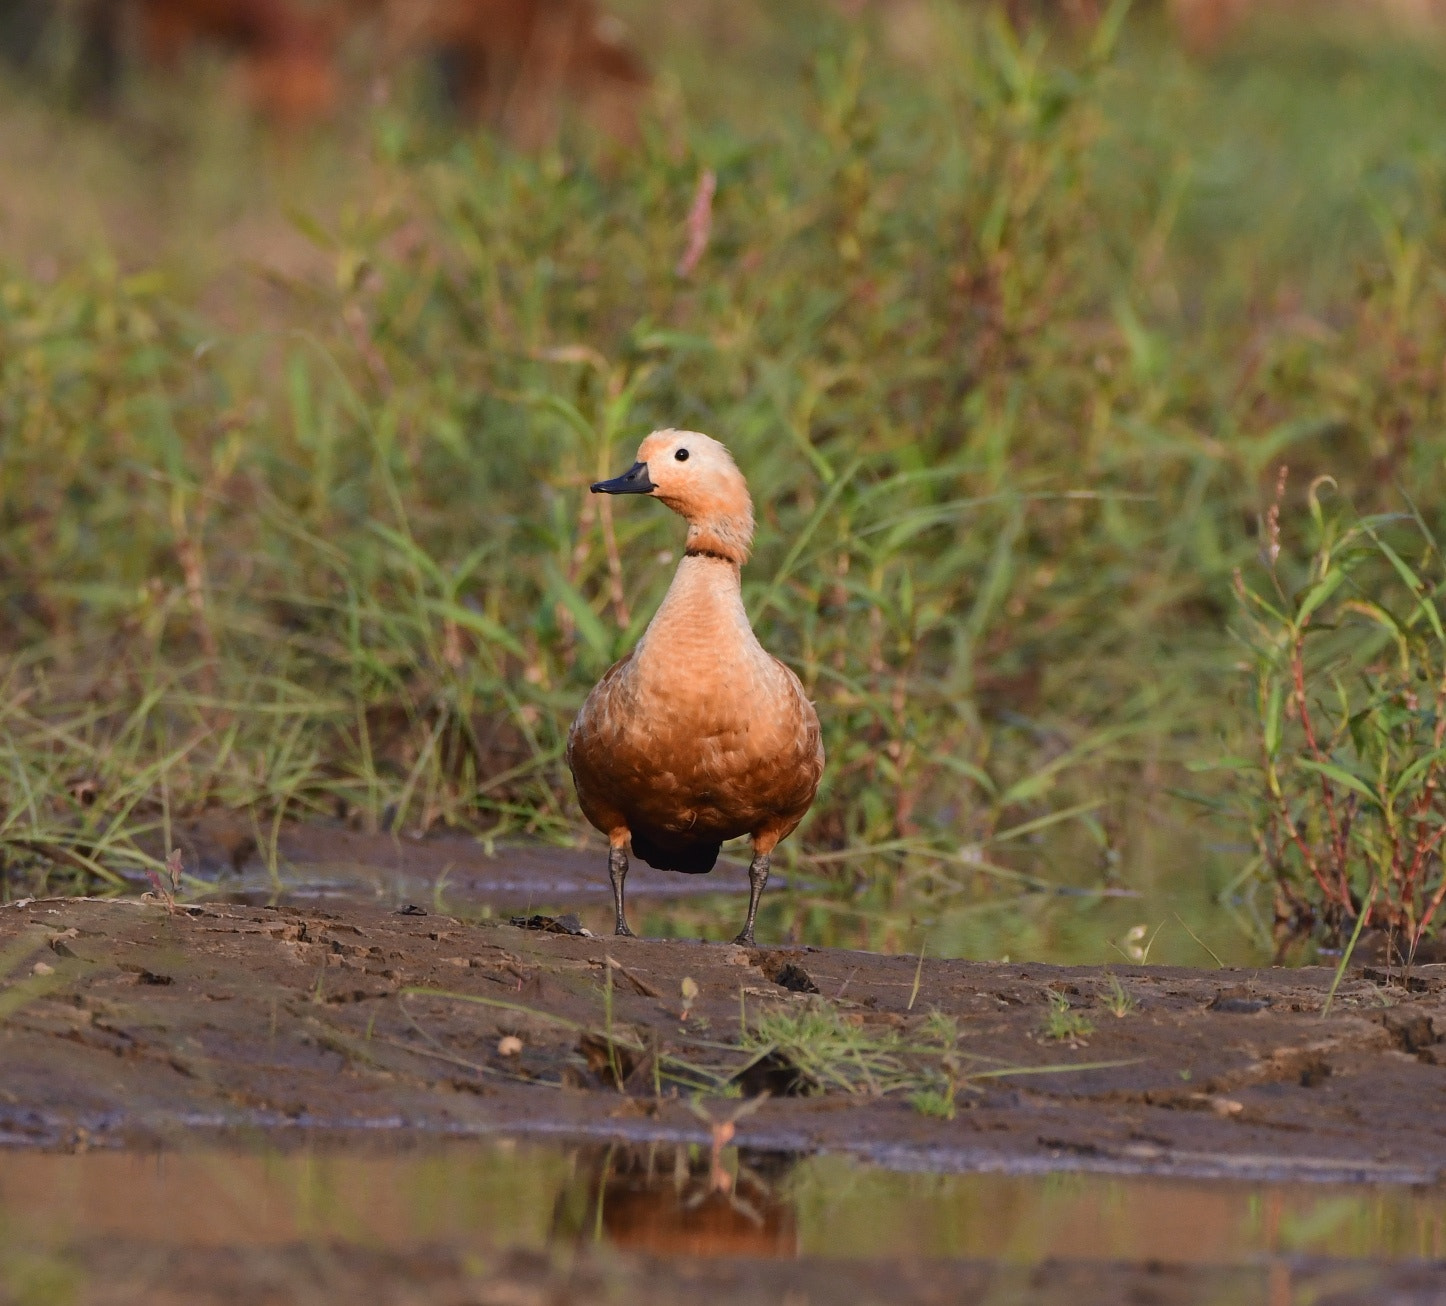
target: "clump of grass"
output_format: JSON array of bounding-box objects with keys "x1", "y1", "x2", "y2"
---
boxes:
[
  {"x1": 908, "y1": 1086, "x2": 957, "y2": 1121},
  {"x1": 739, "y1": 993, "x2": 1116, "y2": 1113},
  {"x1": 1041, "y1": 990, "x2": 1094, "y2": 1044},
  {"x1": 1100, "y1": 974, "x2": 1135, "y2": 1018},
  {"x1": 740, "y1": 1001, "x2": 917, "y2": 1097}
]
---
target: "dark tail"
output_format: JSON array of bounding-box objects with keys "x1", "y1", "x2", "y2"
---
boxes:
[{"x1": 629, "y1": 831, "x2": 720, "y2": 875}]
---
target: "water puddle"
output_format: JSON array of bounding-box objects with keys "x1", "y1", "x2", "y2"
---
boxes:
[
  {"x1": 3, "y1": 1141, "x2": 1443, "y2": 1264},
  {"x1": 162, "y1": 819, "x2": 1275, "y2": 968}
]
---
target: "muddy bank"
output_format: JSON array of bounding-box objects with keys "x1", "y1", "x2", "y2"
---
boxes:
[
  {"x1": 29, "y1": 1243, "x2": 1446, "y2": 1306},
  {"x1": 2, "y1": 896, "x2": 1444, "y2": 1180}
]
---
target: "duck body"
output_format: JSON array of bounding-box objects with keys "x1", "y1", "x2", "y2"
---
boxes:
[
  {"x1": 568, "y1": 555, "x2": 823, "y2": 874},
  {"x1": 565, "y1": 428, "x2": 824, "y2": 942}
]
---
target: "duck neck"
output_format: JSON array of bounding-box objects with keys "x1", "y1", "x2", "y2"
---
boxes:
[
  {"x1": 683, "y1": 513, "x2": 751, "y2": 566},
  {"x1": 637, "y1": 552, "x2": 752, "y2": 669},
  {"x1": 684, "y1": 541, "x2": 741, "y2": 564}
]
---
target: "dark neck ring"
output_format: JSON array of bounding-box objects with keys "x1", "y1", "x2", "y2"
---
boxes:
[{"x1": 685, "y1": 547, "x2": 738, "y2": 564}]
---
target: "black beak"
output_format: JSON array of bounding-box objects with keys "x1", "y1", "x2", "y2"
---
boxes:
[{"x1": 590, "y1": 461, "x2": 655, "y2": 495}]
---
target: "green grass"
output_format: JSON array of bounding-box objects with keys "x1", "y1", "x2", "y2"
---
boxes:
[
  {"x1": 1041, "y1": 990, "x2": 1095, "y2": 1043},
  {"x1": 1223, "y1": 483, "x2": 1446, "y2": 953},
  {"x1": 412, "y1": 977, "x2": 1087, "y2": 1105},
  {"x1": 1100, "y1": 973, "x2": 1135, "y2": 1018},
  {"x1": 3, "y1": 2, "x2": 1446, "y2": 950}
]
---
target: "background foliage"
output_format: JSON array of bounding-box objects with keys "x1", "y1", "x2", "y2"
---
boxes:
[{"x1": 4, "y1": 1, "x2": 1446, "y2": 951}]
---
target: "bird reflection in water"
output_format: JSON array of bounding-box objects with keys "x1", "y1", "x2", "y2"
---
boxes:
[{"x1": 552, "y1": 1145, "x2": 800, "y2": 1259}]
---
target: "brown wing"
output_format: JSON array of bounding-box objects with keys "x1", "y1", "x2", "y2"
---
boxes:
[
  {"x1": 750, "y1": 655, "x2": 824, "y2": 846},
  {"x1": 566, "y1": 651, "x2": 636, "y2": 838}
]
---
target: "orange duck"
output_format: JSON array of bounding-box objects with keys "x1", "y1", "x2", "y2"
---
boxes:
[{"x1": 566, "y1": 430, "x2": 824, "y2": 943}]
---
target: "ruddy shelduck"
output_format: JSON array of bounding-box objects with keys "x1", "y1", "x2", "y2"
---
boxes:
[{"x1": 566, "y1": 429, "x2": 824, "y2": 943}]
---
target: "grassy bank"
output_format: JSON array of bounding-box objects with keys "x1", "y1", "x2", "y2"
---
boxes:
[{"x1": 3, "y1": 1, "x2": 1446, "y2": 949}]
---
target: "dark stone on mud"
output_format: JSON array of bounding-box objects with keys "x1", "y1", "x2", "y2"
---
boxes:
[
  {"x1": 735, "y1": 1050, "x2": 815, "y2": 1098},
  {"x1": 772, "y1": 963, "x2": 819, "y2": 994},
  {"x1": 396, "y1": 904, "x2": 428, "y2": 916},
  {"x1": 117, "y1": 962, "x2": 173, "y2": 985},
  {"x1": 1382, "y1": 1009, "x2": 1442, "y2": 1053},
  {"x1": 1208, "y1": 992, "x2": 1270, "y2": 1014},
  {"x1": 510, "y1": 913, "x2": 591, "y2": 936},
  {"x1": 578, "y1": 1032, "x2": 641, "y2": 1089},
  {"x1": 755, "y1": 956, "x2": 820, "y2": 994}
]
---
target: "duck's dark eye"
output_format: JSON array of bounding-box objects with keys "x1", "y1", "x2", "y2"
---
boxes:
[{"x1": 675, "y1": 448, "x2": 690, "y2": 462}]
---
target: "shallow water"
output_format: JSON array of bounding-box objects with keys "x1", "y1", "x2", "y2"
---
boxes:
[
  {"x1": 171, "y1": 815, "x2": 1272, "y2": 969},
  {"x1": 4, "y1": 1141, "x2": 1443, "y2": 1264}
]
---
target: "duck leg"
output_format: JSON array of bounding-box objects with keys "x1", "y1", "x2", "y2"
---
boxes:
[
  {"x1": 609, "y1": 842, "x2": 635, "y2": 937},
  {"x1": 734, "y1": 850, "x2": 771, "y2": 946}
]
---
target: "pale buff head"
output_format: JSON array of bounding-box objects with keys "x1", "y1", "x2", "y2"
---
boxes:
[{"x1": 591, "y1": 428, "x2": 754, "y2": 564}]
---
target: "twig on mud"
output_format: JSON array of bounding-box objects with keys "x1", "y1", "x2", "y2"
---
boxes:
[
  {"x1": 300, "y1": 1014, "x2": 393, "y2": 1071},
  {"x1": 603, "y1": 954, "x2": 662, "y2": 998},
  {"x1": 389, "y1": 1003, "x2": 556, "y2": 1088},
  {"x1": 963, "y1": 1059, "x2": 1137, "y2": 1081},
  {"x1": 402, "y1": 986, "x2": 586, "y2": 1029}
]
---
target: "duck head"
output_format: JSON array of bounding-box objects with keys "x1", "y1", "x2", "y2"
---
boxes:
[{"x1": 591, "y1": 429, "x2": 754, "y2": 564}]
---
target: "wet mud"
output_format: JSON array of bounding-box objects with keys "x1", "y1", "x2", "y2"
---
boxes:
[
  {"x1": 5, "y1": 891, "x2": 1446, "y2": 1303},
  {"x1": 2, "y1": 895, "x2": 1444, "y2": 1181},
  {"x1": 22, "y1": 1242, "x2": 1446, "y2": 1306}
]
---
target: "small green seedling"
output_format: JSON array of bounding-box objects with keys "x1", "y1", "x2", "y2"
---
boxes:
[
  {"x1": 1042, "y1": 990, "x2": 1094, "y2": 1044},
  {"x1": 1101, "y1": 974, "x2": 1135, "y2": 1018},
  {"x1": 909, "y1": 1087, "x2": 956, "y2": 1120}
]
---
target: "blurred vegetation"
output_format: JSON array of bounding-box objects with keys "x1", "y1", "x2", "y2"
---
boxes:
[
  {"x1": 1225, "y1": 479, "x2": 1446, "y2": 956},
  {"x1": 3, "y1": 0, "x2": 1446, "y2": 954}
]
